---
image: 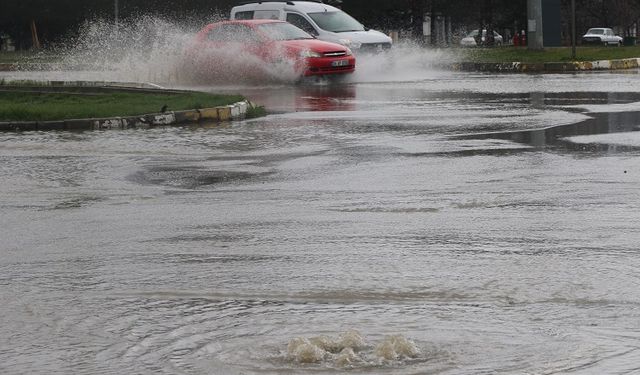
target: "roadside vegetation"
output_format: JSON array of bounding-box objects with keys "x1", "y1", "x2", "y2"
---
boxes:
[
  {"x1": 0, "y1": 51, "x2": 26, "y2": 64},
  {"x1": 461, "y1": 45, "x2": 640, "y2": 63},
  {"x1": 0, "y1": 88, "x2": 245, "y2": 122},
  {"x1": 246, "y1": 104, "x2": 266, "y2": 119},
  {"x1": 0, "y1": 51, "x2": 57, "y2": 64}
]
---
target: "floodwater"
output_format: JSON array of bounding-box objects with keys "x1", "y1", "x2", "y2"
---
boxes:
[{"x1": 2, "y1": 67, "x2": 640, "y2": 374}]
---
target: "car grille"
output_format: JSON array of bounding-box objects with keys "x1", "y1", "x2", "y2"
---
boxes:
[
  {"x1": 320, "y1": 65, "x2": 353, "y2": 72},
  {"x1": 358, "y1": 42, "x2": 392, "y2": 53},
  {"x1": 323, "y1": 51, "x2": 347, "y2": 57},
  {"x1": 309, "y1": 65, "x2": 354, "y2": 73}
]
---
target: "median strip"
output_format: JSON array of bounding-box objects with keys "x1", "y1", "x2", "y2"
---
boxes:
[{"x1": 0, "y1": 82, "x2": 262, "y2": 131}]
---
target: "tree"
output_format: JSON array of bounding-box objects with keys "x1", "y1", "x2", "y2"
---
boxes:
[
  {"x1": 560, "y1": 0, "x2": 640, "y2": 40},
  {"x1": 2, "y1": 0, "x2": 632, "y2": 50}
]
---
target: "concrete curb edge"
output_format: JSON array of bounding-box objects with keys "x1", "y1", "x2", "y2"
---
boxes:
[{"x1": 451, "y1": 57, "x2": 640, "y2": 73}]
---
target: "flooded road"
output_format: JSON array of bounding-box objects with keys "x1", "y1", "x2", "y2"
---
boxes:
[{"x1": 2, "y1": 71, "x2": 640, "y2": 374}]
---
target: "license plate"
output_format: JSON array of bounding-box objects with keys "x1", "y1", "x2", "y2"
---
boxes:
[{"x1": 332, "y1": 60, "x2": 349, "y2": 67}]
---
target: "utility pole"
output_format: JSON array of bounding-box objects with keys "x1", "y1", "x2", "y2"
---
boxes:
[
  {"x1": 527, "y1": 0, "x2": 543, "y2": 49},
  {"x1": 571, "y1": 0, "x2": 576, "y2": 60}
]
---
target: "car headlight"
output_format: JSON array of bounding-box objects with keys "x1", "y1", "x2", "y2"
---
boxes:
[
  {"x1": 300, "y1": 50, "x2": 323, "y2": 58},
  {"x1": 339, "y1": 39, "x2": 361, "y2": 49}
]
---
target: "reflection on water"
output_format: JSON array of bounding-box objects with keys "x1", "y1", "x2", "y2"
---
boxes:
[
  {"x1": 472, "y1": 111, "x2": 640, "y2": 152},
  {"x1": 457, "y1": 92, "x2": 640, "y2": 153},
  {"x1": 2, "y1": 75, "x2": 640, "y2": 374}
]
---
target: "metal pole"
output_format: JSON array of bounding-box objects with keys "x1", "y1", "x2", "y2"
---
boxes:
[
  {"x1": 527, "y1": 0, "x2": 543, "y2": 50},
  {"x1": 571, "y1": 0, "x2": 576, "y2": 60}
]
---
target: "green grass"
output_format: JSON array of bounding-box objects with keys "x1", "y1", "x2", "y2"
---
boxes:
[
  {"x1": 0, "y1": 90, "x2": 245, "y2": 121},
  {"x1": 459, "y1": 46, "x2": 640, "y2": 64},
  {"x1": 246, "y1": 104, "x2": 266, "y2": 119},
  {"x1": 0, "y1": 51, "x2": 28, "y2": 64}
]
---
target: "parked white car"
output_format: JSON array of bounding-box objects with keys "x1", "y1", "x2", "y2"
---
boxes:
[
  {"x1": 582, "y1": 28, "x2": 623, "y2": 46},
  {"x1": 460, "y1": 29, "x2": 503, "y2": 47},
  {"x1": 230, "y1": 1, "x2": 392, "y2": 53}
]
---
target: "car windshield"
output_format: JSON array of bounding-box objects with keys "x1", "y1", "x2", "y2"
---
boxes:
[
  {"x1": 256, "y1": 22, "x2": 313, "y2": 41},
  {"x1": 308, "y1": 11, "x2": 365, "y2": 33},
  {"x1": 587, "y1": 29, "x2": 604, "y2": 35}
]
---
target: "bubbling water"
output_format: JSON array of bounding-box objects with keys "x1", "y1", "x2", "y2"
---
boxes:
[
  {"x1": 375, "y1": 335, "x2": 421, "y2": 361},
  {"x1": 286, "y1": 330, "x2": 421, "y2": 368}
]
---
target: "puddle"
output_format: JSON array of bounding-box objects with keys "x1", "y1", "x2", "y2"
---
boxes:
[
  {"x1": 127, "y1": 164, "x2": 273, "y2": 189},
  {"x1": 456, "y1": 92, "x2": 640, "y2": 153}
]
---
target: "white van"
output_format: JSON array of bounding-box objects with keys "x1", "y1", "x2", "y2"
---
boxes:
[{"x1": 230, "y1": 1, "x2": 392, "y2": 53}]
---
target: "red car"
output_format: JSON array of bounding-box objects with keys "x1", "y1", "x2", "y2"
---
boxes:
[{"x1": 186, "y1": 19, "x2": 356, "y2": 82}]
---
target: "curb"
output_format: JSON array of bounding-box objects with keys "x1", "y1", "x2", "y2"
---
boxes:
[
  {"x1": 451, "y1": 57, "x2": 640, "y2": 73},
  {"x1": 0, "y1": 101, "x2": 253, "y2": 132}
]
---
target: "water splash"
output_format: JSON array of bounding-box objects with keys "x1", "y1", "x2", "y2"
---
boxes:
[
  {"x1": 18, "y1": 16, "x2": 454, "y2": 86},
  {"x1": 350, "y1": 41, "x2": 456, "y2": 83},
  {"x1": 17, "y1": 15, "x2": 311, "y2": 85},
  {"x1": 182, "y1": 42, "x2": 302, "y2": 84},
  {"x1": 24, "y1": 16, "x2": 216, "y2": 84}
]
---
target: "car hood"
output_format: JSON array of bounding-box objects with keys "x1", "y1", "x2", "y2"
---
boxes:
[{"x1": 280, "y1": 39, "x2": 350, "y2": 53}]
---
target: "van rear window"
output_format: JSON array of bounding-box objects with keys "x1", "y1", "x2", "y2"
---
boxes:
[{"x1": 235, "y1": 11, "x2": 254, "y2": 20}]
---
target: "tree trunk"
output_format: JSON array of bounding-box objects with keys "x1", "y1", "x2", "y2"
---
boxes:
[
  {"x1": 411, "y1": 0, "x2": 426, "y2": 43},
  {"x1": 30, "y1": 20, "x2": 41, "y2": 49}
]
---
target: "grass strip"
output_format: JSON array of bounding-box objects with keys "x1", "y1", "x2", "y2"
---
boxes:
[
  {"x1": 0, "y1": 90, "x2": 244, "y2": 122},
  {"x1": 461, "y1": 46, "x2": 640, "y2": 64}
]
